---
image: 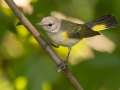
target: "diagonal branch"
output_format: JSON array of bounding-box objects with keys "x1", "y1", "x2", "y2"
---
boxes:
[{"x1": 4, "y1": 0, "x2": 83, "y2": 90}]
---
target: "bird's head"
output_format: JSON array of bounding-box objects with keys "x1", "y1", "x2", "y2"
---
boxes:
[{"x1": 38, "y1": 16, "x2": 61, "y2": 33}]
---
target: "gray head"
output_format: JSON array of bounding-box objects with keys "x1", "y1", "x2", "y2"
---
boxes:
[{"x1": 38, "y1": 16, "x2": 61, "y2": 33}]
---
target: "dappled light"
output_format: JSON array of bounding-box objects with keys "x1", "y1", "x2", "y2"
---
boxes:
[
  {"x1": 41, "y1": 82, "x2": 52, "y2": 90},
  {"x1": 15, "y1": 76, "x2": 28, "y2": 90},
  {"x1": 1, "y1": 0, "x2": 33, "y2": 14},
  {"x1": 1, "y1": 31, "x2": 25, "y2": 59},
  {"x1": 85, "y1": 35, "x2": 116, "y2": 53},
  {"x1": 0, "y1": 0, "x2": 120, "y2": 90}
]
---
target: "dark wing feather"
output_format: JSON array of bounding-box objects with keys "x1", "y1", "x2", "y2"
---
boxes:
[{"x1": 60, "y1": 20, "x2": 100, "y2": 39}]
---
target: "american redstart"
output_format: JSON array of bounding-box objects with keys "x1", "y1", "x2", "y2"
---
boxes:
[{"x1": 37, "y1": 12, "x2": 118, "y2": 62}]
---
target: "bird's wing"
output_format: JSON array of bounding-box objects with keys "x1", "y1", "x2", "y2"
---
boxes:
[
  {"x1": 60, "y1": 20, "x2": 99, "y2": 39},
  {"x1": 51, "y1": 11, "x2": 84, "y2": 24},
  {"x1": 60, "y1": 20, "x2": 83, "y2": 39}
]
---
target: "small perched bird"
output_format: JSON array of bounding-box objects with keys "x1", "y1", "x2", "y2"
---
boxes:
[{"x1": 37, "y1": 12, "x2": 118, "y2": 62}]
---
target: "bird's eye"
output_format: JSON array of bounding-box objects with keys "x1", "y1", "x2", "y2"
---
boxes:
[{"x1": 48, "y1": 23, "x2": 53, "y2": 26}]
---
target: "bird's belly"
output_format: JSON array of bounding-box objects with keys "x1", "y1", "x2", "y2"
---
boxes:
[
  {"x1": 61, "y1": 39, "x2": 79, "y2": 47},
  {"x1": 50, "y1": 33, "x2": 79, "y2": 47}
]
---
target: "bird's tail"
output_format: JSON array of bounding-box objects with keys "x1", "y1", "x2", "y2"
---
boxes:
[{"x1": 86, "y1": 15, "x2": 118, "y2": 31}]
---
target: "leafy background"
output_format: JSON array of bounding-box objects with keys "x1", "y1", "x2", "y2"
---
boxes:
[{"x1": 0, "y1": 0, "x2": 120, "y2": 90}]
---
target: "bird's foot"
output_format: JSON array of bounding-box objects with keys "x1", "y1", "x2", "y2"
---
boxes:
[{"x1": 57, "y1": 61, "x2": 67, "y2": 72}]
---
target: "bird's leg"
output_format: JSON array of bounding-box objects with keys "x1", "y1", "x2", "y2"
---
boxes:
[
  {"x1": 57, "y1": 47, "x2": 72, "y2": 72},
  {"x1": 44, "y1": 40, "x2": 59, "y2": 48},
  {"x1": 50, "y1": 42, "x2": 59, "y2": 48},
  {"x1": 44, "y1": 40, "x2": 68, "y2": 72},
  {"x1": 49, "y1": 42, "x2": 67, "y2": 72},
  {"x1": 65, "y1": 47, "x2": 72, "y2": 63}
]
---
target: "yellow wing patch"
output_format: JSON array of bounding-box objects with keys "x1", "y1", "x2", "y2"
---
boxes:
[
  {"x1": 61, "y1": 32, "x2": 69, "y2": 42},
  {"x1": 92, "y1": 24, "x2": 108, "y2": 31}
]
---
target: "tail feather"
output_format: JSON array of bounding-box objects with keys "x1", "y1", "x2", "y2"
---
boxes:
[{"x1": 86, "y1": 15, "x2": 118, "y2": 31}]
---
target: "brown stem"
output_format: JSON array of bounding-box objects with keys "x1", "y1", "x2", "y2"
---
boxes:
[{"x1": 4, "y1": 0, "x2": 83, "y2": 90}]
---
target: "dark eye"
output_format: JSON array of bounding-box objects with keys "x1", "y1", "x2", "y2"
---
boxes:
[{"x1": 48, "y1": 23, "x2": 53, "y2": 26}]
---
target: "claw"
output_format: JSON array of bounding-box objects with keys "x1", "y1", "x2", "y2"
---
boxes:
[
  {"x1": 66, "y1": 47, "x2": 72, "y2": 63},
  {"x1": 57, "y1": 62, "x2": 67, "y2": 72}
]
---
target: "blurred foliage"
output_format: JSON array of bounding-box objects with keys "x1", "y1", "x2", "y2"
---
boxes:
[{"x1": 0, "y1": 0, "x2": 120, "y2": 90}]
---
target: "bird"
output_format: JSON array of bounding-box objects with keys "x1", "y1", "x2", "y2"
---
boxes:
[{"x1": 37, "y1": 12, "x2": 118, "y2": 63}]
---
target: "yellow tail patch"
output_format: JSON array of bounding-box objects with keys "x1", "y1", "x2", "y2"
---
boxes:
[{"x1": 92, "y1": 24, "x2": 108, "y2": 31}]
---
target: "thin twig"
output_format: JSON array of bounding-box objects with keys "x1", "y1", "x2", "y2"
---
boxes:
[{"x1": 4, "y1": 0, "x2": 83, "y2": 90}]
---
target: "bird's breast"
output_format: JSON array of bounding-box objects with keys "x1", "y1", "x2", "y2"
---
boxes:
[{"x1": 48, "y1": 31, "x2": 79, "y2": 47}]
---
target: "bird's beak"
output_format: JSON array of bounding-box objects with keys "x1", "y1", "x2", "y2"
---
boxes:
[{"x1": 36, "y1": 22, "x2": 47, "y2": 26}]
